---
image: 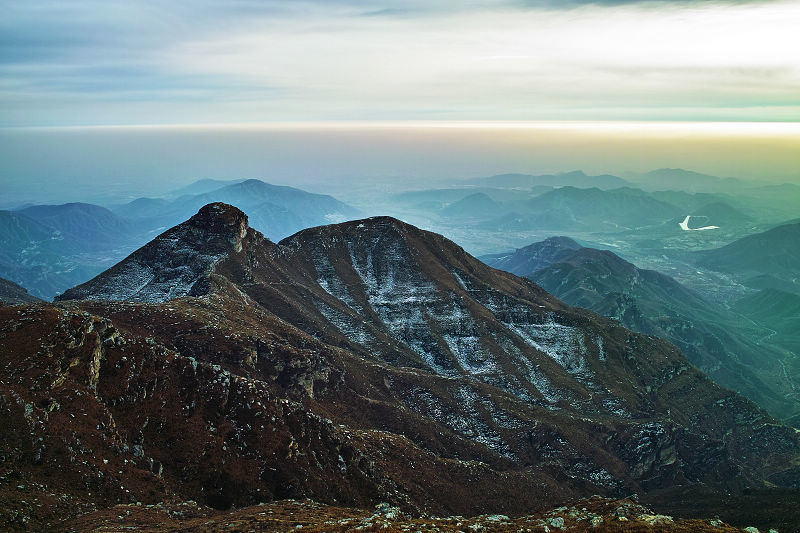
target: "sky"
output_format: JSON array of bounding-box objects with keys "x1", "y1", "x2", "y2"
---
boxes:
[
  {"x1": 1, "y1": 0, "x2": 799, "y2": 201},
  {"x1": 2, "y1": 0, "x2": 800, "y2": 126}
]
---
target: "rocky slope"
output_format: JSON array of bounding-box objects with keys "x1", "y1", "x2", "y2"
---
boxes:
[
  {"x1": 0, "y1": 278, "x2": 42, "y2": 304},
  {"x1": 57, "y1": 203, "x2": 249, "y2": 302},
  {"x1": 3, "y1": 203, "x2": 800, "y2": 531},
  {"x1": 61, "y1": 497, "x2": 764, "y2": 532}
]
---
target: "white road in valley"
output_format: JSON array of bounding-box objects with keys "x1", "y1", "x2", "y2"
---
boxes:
[{"x1": 679, "y1": 215, "x2": 719, "y2": 231}]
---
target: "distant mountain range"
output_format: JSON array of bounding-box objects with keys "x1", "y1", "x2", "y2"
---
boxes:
[
  {"x1": 466, "y1": 170, "x2": 629, "y2": 190},
  {"x1": 631, "y1": 168, "x2": 748, "y2": 194},
  {"x1": 481, "y1": 237, "x2": 800, "y2": 423},
  {"x1": 392, "y1": 180, "x2": 753, "y2": 234},
  {"x1": 167, "y1": 178, "x2": 248, "y2": 197},
  {"x1": 111, "y1": 178, "x2": 360, "y2": 241},
  {"x1": 439, "y1": 192, "x2": 506, "y2": 220},
  {"x1": 391, "y1": 187, "x2": 545, "y2": 212},
  {"x1": 477, "y1": 187, "x2": 682, "y2": 232},
  {"x1": 0, "y1": 209, "x2": 104, "y2": 299}
]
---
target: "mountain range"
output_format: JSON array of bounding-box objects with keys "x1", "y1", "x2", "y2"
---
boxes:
[
  {"x1": 0, "y1": 179, "x2": 359, "y2": 300},
  {"x1": 481, "y1": 237, "x2": 800, "y2": 423},
  {"x1": 478, "y1": 187, "x2": 683, "y2": 232},
  {"x1": 466, "y1": 171, "x2": 629, "y2": 190},
  {"x1": 632, "y1": 169, "x2": 748, "y2": 194},
  {"x1": 695, "y1": 221, "x2": 800, "y2": 284},
  {"x1": 3, "y1": 202, "x2": 799, "y2": 531},
  {"x1": 110, "y1": 178, "x2": 360, "y2": 242}
]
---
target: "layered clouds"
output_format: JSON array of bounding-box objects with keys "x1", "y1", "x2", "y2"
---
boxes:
[{"x1": 1, "y1": 0, "x2": 799, "y2": 126}]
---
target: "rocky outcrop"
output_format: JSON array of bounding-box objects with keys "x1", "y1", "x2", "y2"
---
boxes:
[{"x1": 56, "y1": 204, "x2": 254, "y2": 303}]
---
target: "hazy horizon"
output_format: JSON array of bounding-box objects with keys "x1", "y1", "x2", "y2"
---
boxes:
[{"x1": 2, "y1": 120, "x2": 799, "y2": 206}]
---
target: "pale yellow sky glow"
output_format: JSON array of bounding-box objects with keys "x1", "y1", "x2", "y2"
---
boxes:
[{"x1": 3, "y1": 121, "x2": 798, "y2": 190}]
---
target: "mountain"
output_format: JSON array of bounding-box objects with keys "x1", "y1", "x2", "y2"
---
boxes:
[
  {"x1": 634, "y1": 169, "x2": 746, "y2": 193},
  {"x1": 108, "y1": 197, "x2": 172, "y2": 220},
  {"x1": 168, "y1": 178, "x2": 248, "y2": 197},
  {"x1": 741, "y1": 273, "x2": 800, "y2": 294},
  {"x1": 480, "y1": 236, "x2": 582, "y2": 276},
  {"x1": 695, "y1": 221, "x2": 800, "y2": 276},
  {"x1": 11, "y1": 202, "x2": 790, "y2": 531},
  {"x1": 480, "y1": 187, "x2": 681, "y2": 232},
  {"x1": 0, "y1": 277, "x2": 41, "y2": 304},
  {"x1": 469, "y1": 171, "x2": 629, "y2": 190},
  {"x1": 734, "y1": 288, "x2": 800, "y2": 355},
  {"x1": 195, "y1": 179, "x2": 359, "y2": 235},
  {"x1": 439, "y1": 192, "x2": 506, "y2": 220},
  {"x1": 0, "y1": 209, "x2": 103, "y2": 300},
  {"x1": 2, "y1": 181, "x2": 359, "y2": 300},
  {"x1": 0, "y1": 209, "x2": 63, "y2": 255},
  {"x1": 17, "y1": 202, "x2": 137, "y2": 251},
  {"x1": 687, "y1": 201, "x2": 752, "y2": 228},
  {"x1": 112, "y1": 178, "x2": 360, "y2": 241},
  {"x1": 392, "y1": 187, "x2": 532, "y2": 210},
  {"x1": 650, "y1": 190, "x2": 727, "y2": 212},
  {"x1": 482, "y1": 238, "x2": 800, "y2": 422},
  {"x1": 740, "y1": 183, "x2": 800, "y2": 223}
]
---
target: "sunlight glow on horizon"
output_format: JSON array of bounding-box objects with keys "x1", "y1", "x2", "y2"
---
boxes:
[{"x1": 8, "y1": 120, "x2": 800, "y2": 135}]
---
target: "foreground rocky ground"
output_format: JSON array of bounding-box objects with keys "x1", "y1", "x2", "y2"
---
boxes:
[{"x1": 57, "y1": 497, "x2": 766, "y2": 533}]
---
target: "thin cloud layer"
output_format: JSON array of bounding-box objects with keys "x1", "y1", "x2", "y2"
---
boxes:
[{"x1": 0, "y1": 0, "x2": 797, "y2": 126}]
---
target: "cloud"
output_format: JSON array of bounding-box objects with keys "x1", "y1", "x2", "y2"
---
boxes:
[{"x1": 0, "y1": 0, "x2": 798, "y2": 126}]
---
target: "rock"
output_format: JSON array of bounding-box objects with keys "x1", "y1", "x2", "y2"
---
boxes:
[{"x1": 640, "y1": 513, "x2": 674, "y2": 525}]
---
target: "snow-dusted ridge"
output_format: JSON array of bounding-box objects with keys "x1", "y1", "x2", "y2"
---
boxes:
[{"x1": 56, "y1": 203, "x2": 250, "y2": 303}]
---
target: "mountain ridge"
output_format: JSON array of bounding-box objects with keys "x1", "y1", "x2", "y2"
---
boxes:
[{"x1": 7, "y1": 202, "x2": 800, "y2": 530}]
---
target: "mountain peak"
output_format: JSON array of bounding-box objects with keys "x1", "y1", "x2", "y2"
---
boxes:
[
  {"x1": 187, "y1": 203, "x2": 249, "y2": 244},
  {"x1": 55, "y1": 203, "x2": 255, "y2": 303}
]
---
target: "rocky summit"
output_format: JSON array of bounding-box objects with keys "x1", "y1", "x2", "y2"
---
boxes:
[
  {"x1": 3, "y1": 203, "x2": 800, "y2": 532},
  {"x1": 56, "y1": 203, "x2": 251, "y2": 303}
]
